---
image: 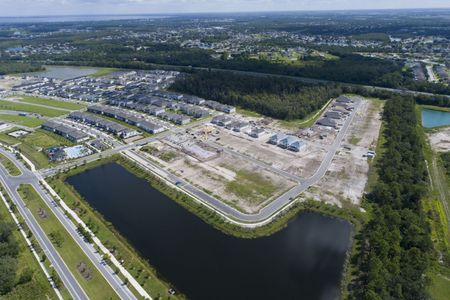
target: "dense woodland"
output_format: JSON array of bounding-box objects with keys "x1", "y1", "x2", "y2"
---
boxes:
[
  {"x1": 0, "y1": 61, "x2": 43, "y2": 75},
  {"x1": 350, "y1": 97, "x2": 432, "y2": 300},
  {"x1": 441, "y1": 152, "x2": 450, "y2": 177},
  {"x1": 170, "y1": 71, "x2": 341, "y2": 120},
  {"x1": 0, "y1": 221, "x2": 20, "y2": 294}
]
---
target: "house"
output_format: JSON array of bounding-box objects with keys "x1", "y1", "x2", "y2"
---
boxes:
[
  {"x1": 288, "y1": 140, "x2": 306, "y2": 152},
  {"x1": 231, "y1": 121, "x2": 249, "y2": 132},
  {"x1": 268, "y1": 133, "x2": 287, "y2": 145},
  {"x1": 317, "y1": 117, "x2": 338, "y2": 129},
  {"x1": 183, "y1": 95, "x2": 205, "y2": 105},
  {"x1": 146, "y1": 105, "x2": 165, "y2": 116},
  {"x1": 278, "y1": 136, "x2": 298, "y2": 149},
  {"x1": 335, "y1": 95, "x2": 352, "y2": 104},
  {"x1": 41, "y1": 121, "x2": 89, "y2": 143},
  {"x1": 324, "y1": 111, "x2": 342, "y2": 119},
  {"x1": 137, "y1": 121, "x2": 165, "y2": 134},
  {"x1": 249, "y1": 127, "x2": 265, "y2": 138}
]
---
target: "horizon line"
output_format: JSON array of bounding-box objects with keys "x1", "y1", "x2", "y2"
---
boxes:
[{"x1": 1, "y1": 7, "x2": 450, "y2": 18}]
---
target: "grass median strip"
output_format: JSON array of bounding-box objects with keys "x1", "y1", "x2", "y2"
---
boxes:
[
  {"x1": 0, "y1": 100, "x2": 67, "y2": 117},
  {"x1": 0, "y1": 114, "x2": 46, "y2": 127},
  {"x1": 50, "y1": 173, "x2": 181, "y2": 300},
  {"x1": 17, "y1": 96, "x2": 86, "y2": 111},
  {"x1": 17, "y1": 184, "x2": 119, "y2": 300},
  {"x1": 0, "y1": 187, "x2": 59, "y2": 300},
  {"x1": 0, "y1": 153, "x2": 21, "y2": 176}
]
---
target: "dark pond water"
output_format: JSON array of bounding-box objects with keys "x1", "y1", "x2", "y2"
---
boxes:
[
  {"x1": 422, "y1": 108, "x2": 450, "y2": 128},
  {"x1": 25, "y1": 66, "x2": 100, "y2": 80},
  {"x1": 67, "y1": 163, "x2": 352, "y2": 300}
]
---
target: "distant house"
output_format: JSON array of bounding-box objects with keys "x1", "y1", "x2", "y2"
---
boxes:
[
  {"x1": 324, "y1": 111, "x2": 342, "y2": 119},
  {"x1": 278, "y1": 136, "x2": 298, "y2": 149},
  {"x1": 317, "y1": 117, "x2": 338, "y2": 129},
  {"x1": 249, "y1": 127, "x2": 265, "y2": 138},
  {"x1": 335, "y1": 95, "x2": 352, "y2": 104},
  {"x1": 42, "y1": 121, "x2": 89, "y2": 143},
  {"x1": 137, "y1": 121, "x2": 165, "y2": 134},
  {"x1": 288, "y1": 140, "x2": 306, "y2": 152},
  {"x1": 268, "y1": 133, "x2": 287, "y2": 145},
  {"x1": 211, "y1": 115, "x2": 233, "y2": 126}
]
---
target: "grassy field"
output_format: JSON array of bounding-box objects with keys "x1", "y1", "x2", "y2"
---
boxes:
[
  {"x1": 225, "y1": 169, "x2": 277, "y2": 203},
  {"x1": 416, "y1": 105, "x2": 450, "y2": 300},
  {"x1": 0, "y1": 129, "x2": 73, "y2": 169},
  {"x1": 0, "y1": 188, "x2": 58, "y2": 300},
  {"x1": 0, "y1": 153, "x2": 21, "y2": 176},
  {"x1": 0, "y1": 114, "x2": 46, "y2": 127},
  {"x1": 17, "y1": 96, "x2": 86, "y2": 110},
  {"x1": 18, "y1": 184, "x2": 119, "y2": 300},
  {"x1": 236, "y1": 107, "x2": 262, "y2": 118},
  {"x1": 0, "y1": 100, "x2": 67, "y2": 117},
  {"x1": 49, "y1": 164, "x2": 183, "y2": 300},
  {"x1": 420, "y1": 105, "x2": 450, "y2": 113},
  {"x1": 90, "y1": 67, "x2": 118, "y2": 77},
  {"x1": 429, "y1": 272, "x2": 450, "y2": 300},
  {"x1": 0, "y1": 128, "x2": 23, "y2": 145}
]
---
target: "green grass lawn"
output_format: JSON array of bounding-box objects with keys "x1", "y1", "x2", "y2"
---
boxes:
[
  {"x1": 18, "y1": 184, "x2": 119, "y2": 300},
  {"x1": 429, "y1": 272, "x2": 450, "y2": 300},
  {"x1": 17, "y1": 96, "x2": 86, "y2": 111},
  {"x1": 0, "y1": 114, "x2": 46, "y2": 127},
  {"x1": 0, "y1": 128, "x2": 22, "y2": 145},
  {"x1": 225, "y1": 169, "x2": 277, "y2": 203},
  {"x1": 17, "y1": 130, "x2": 73, "y2": 169},
  {"x1": 0, "y1": 129, "x2": 73, "y2": 169},
  {"x1": 0, "y1": 153, "x2": 21, "y2": 176},
  {"x1": 90, "y1": 67, "x2": 118, "y2": 77},
  {"x1": 0, "y1": 100, "x2": 67, "y2": 117},
  {"x1": 0, "y1": 188, "x2": 58, "y2": 300},
  {"x1": 49, "y1": 175, "x2": 182, "y2": 300},
  {"x1": 236, "y1": 107, "x2": 262, "y2": 118}
]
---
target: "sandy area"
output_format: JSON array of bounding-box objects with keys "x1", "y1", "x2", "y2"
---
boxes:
[
  {"x1": 427, "y1": 128, "x2": 450, "y2": 152},
  {"x1": 302, "y1": 97, "x2": 383, "y2": 206}
]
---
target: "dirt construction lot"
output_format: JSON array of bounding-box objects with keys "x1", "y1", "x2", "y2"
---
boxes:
[
  {"x1": 141, "y1": 140, "x2": 297, "y2": 213},
  {"x1": 427, "y1": 128, "x2": 450, "y2": 152},
  {"x1": 209, "y1": 128, "x2": 328, "y2": 178},
  {"x1": 302, "y1": 98, "x2": 384, "y2": 206}
]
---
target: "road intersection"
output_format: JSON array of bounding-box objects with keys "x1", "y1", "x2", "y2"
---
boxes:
[{"x1": 0, "y1": 148, "x2": 137, "y2": 300}]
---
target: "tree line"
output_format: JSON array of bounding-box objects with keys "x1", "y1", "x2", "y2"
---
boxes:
[
  {"x1": 170, "y1": 70, "x2": 342, "y2": 120},
  {"x1": 350, "y1": 96, "x2": 432, "y2": 300},
  {"x1": 0, "y1": 61, "x2": 43, "y2": 75},
  {"x1": 0, "y1": 221, "x2": 20, "y2": 295}
]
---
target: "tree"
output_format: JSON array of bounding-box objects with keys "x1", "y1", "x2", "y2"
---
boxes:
[{"x1": 0, "y1": 256, "x2": 18, "y2": 294}]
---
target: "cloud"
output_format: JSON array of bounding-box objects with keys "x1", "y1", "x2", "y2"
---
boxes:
[{"x1": 0, "y1": 0, "x2": 449, "y2": 16}]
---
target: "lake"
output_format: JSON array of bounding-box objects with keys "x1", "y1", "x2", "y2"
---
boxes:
[
  {"x1": 422, "y1": 108, "x2": 450, "y2": 128},
  {"x1": 25, "y1": 66, "x2": 100, "y2": 80},
  {"x1": 67, "y1": 163, "x2": 352, "y2": 300}
]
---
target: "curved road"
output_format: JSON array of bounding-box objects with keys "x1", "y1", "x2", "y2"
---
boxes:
[{"x1": 124, "y1": 98, "x2": 361, "y2": 224}]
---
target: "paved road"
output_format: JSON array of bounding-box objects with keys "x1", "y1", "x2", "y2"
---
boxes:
[
  {"x1": 0, "y1": 148, "x2": 137, "y2": 300},
  {"x1": 39, "y1": 97, "x2": 358, "y2": 224},
  {"x1": 0, "y1": 161, "x2": 89, "y2": 300},
  {"x1": 38, "y1": 116, "x2": 214, "y2": 178},
  {"x1": 124, "y1": 99, "x2": 361, "y2": 223}
]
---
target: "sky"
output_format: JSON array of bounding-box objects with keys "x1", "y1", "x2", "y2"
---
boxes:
[{"x1": 0, "y1": 0, "x2": 449, "y2": 16}]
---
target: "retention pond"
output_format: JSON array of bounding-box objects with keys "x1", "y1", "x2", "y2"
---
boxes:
[
  {"x1": 67, "y1": 163, "x2": 352, "y2": 300},
  {"x1": 422, "y1": 108, "x2": 450, "y2": 128}
]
